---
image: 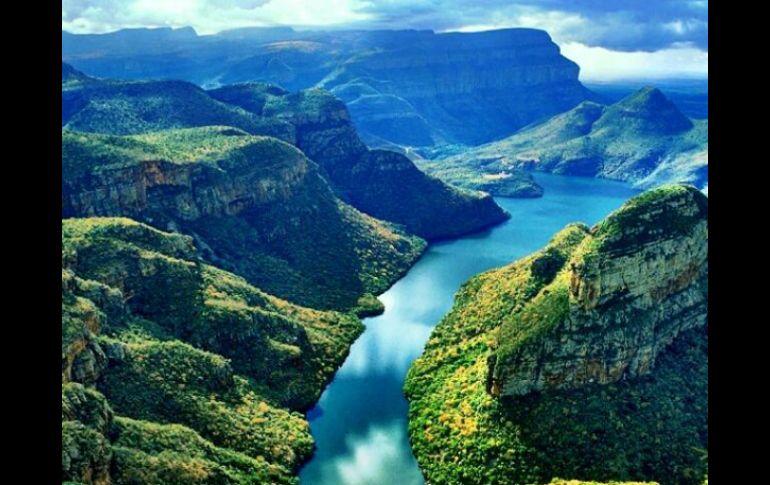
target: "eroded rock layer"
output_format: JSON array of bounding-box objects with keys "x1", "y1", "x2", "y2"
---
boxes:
[{"x1": 492, "y1": 185, "x2": 708, "y2": 396}]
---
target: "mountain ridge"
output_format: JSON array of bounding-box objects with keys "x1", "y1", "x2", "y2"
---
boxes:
[
  {"x1": 425, "y1": 87, "x2": 708, "y2": 194},
  {"x1": 62, "y1": 27, "x2": 595, "y2": 147},
  {"x1": 62, "y1": 64, "x2": 510, "y2": 241}
]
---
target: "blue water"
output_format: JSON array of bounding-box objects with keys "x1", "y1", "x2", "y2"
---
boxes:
[{"x1": 298, "y1": 174, "x2": 640, "y2": 485}]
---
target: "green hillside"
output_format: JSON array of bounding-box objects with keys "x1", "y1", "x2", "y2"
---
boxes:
[
  {"x1": 405, "y1": 186, "x2": 708, "y2": 485},
  {"x1": 62, "y1": 127, "x2": 426, "y2": 313},
  {"x1": 426, "y1": 88, "x2": 708, "y2": 195},
  {"x1": 62, "y1": 217, "x2": 369, "y2": 484}
]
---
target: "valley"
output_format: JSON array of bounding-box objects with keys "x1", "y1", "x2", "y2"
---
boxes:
[
  {"x1": 61, "y1": 23, "x2": 708, "y2": 485},
  {"x1": 299, "y1": 174, "x2": 643, "y2": 484}
]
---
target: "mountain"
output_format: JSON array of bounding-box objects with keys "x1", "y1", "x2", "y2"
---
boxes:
[
  {"x1": 62, "y1": 28, "x2": 595, "y2": 147},
  {"x1": 430, "y1": 87, "x2": 708, "y2": 194},
  {"x1": 62, "y1": 66, "x2": 509, "y2": 240},
  {"x1": 207, "y1": 83, "x2": 509, "y2": 239},
  {"x1": 62, "y1": 217, "x2": 363, "y2": 484},
  {"x1": 61, "y1": 66, "x2": 293, "y2": 139},
  {"x1": 585, "y1": 78, "x2": 708, "y2": 119},
  {"x1": 405, "y1": 185, "x2": 708, "y2": 485},
  {"x1": 62, "y1": 127, "x2": 425, "y2": 313}
]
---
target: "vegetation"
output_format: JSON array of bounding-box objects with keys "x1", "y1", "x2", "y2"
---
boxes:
[
  {"x1": 62, "y1": 71, "x2": 292, "y2": 140},
  {"x1": 429, "y1": 88, "x2": 708, "y2": 194},
  {"x1": 404, "y1": 189, "x2": 708, "y2": 485},
  {"x1": 590, "y1": 184, "x2": 709, "y2": 253},
  {"x1": 61, "y1": 217, "x2": 379, "y2": 483},
  {"x1": 62, "y1": 127, "x2": 426, "y2": 312},
  {"x1": 209, "y1": 82, "x2": 511, "y2": 240}
]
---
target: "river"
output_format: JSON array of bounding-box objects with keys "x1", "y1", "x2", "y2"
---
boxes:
[{"x1": 299, "y1": 173, "x2": 640, "y2": 485}]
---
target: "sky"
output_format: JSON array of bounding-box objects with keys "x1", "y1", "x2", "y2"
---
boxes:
[{"x1": 61, "y1": 0, "x2": 708, "y2": 81}]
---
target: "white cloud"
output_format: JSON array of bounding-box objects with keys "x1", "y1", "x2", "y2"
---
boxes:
[
  {"x1": 560, "y1": 41, "x2": 708, "y2": 81},
  {"x1": 334, "y1": 422, "x2": 424, "y2": 485},
  {"x1": 62, "y1": 0, "x2": 372, "y2": 34}
]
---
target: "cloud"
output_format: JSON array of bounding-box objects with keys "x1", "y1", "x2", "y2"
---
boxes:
[
  {"x1": 354, "y1": 0, "x2": 707, "y2": 51},
  {"x1": 332, "y1": 422, "x2": 424, "y2": 485},
  {"x1": 62, "y1": 0, "x2": 707, "y2": 51},
  {"x1": 62, "y1": 0, "x2": 371, "y2": 34},
  {"x1": 62, "y1": 0, "x2": 708, "y2": 79},
  {"x1": 560, "y1": 41, "x2": 708, "y2": 81}
]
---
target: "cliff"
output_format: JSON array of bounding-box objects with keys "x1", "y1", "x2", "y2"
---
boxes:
[
  {"x1": 437, "y1": 88, "x2": 708, "y2": 194},
  {"x1": 319, "y1": 29, "x2": 593, "y2": 146},
  {"x1": 62, "y1": 28, "x2": 594, "y2": 147},
  {"x1": 62, "y1": 127, "x2": 425, "y2": 312},
  {"x1": 209, "y1": 83, "x2": 511, "y2": 239},
  {"x1": 491, "y1": 185, "x2": 708, "y2": 396},
  {"x1": 62, "y1": 217, "x2": 364, "y2": 484},
  {"x1": 404, "y1": 185, "x2": 708, "y2": 485},
  {"x1": 63, "y1": 68, "x2": 509, "y2": 240}
]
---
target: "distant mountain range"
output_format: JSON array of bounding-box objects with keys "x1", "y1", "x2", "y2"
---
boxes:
[
  {"x1": 420, "y1": 86, "x2": 707, "y2": 195},
  {"x1": 63, "y1": 27, "x2": 594, "y2": 147}
]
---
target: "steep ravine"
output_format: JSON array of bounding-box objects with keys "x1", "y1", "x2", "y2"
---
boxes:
[{"x1": 299, "y1": 174, "x2": 646, "y2": 485}]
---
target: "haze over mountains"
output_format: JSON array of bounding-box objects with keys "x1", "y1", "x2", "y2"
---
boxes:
[
  {"x1": 421, "y1": 86, "x2": 708, "y2": 196},
  {"x1": 63, "y1": 26, "x2": 708, "y2": 198},
  {"x1": 63, "y1": 26, "x2": 594, "y2": 147}
]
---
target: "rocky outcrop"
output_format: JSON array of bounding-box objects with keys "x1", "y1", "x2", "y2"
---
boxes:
[
  {"x1": 491, "y1": 185, "x2": 708, "y2": 397},
  {"x1": 404, "y1": 185, "x2": 708, "y2": 485},
  {"x1": 62, "y1": 27, "x2": 595, "y2": 147},
  {"x1": 62, "y1": 128, "x2": 425, "y2": 312},
  {"x1": 209, "y1": 84, "x2": 511, "y2": 239}
]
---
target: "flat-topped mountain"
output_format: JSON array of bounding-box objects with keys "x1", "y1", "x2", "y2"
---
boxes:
[
  {"x1": 429, "y1": 87, "x2": 708, "y2": 195},
  {"x1": 62, "y1": 27, "x2": 594, "y2": 147},
  {"x1": 62, "y1": 217, "x2": 362, "y2": 484},
  {"x1": 405, "y1": 185, "x2": 708, "y2": 485},
  {"x1": 62, "y1": 65, "x2": 509, "y2": 240}
]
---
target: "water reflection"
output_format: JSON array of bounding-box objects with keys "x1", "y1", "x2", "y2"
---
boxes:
[{"x1": 299, "y1": 173, "x2": 640, "y2": 485}]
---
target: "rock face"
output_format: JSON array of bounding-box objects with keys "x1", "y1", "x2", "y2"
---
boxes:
[
  {"x1": 492, "y1": 185, "x2": 708, "y2": 396},
  {"x1": 62, "y1": 127, "x2": 425, "y2": 312},
  {"x1": 404, "y1": 185, "x2": 708, "y2": 485},
  {"x1": 438, "y1": 87, "x2": 708, "y2": 194},
  {"x1": 63, "y1": 67, "x2": 509, "y2": 241},
  {"x1": 62, "y1": 27, "x2": 594, "y2": 146},
  {"x1": 209, "y1": 83, "x2": 511, "y2": 239},
  {"x1": 320, "y1": 29, "x2": 593, "y2": 146}
]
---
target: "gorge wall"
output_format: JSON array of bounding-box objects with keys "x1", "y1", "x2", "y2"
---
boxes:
[
  {"x1": 63, "y1": 66, "x2": 509, "y2": 242},
  {"x1": 62, "y1": 128, "x2": 426, "y2": 313},
  {"x1": 491, "y1": 185, "x2": 709, "y2": 396},
  {"x1": 404, "y1": 184, "x2": 708, "y2": 485}
]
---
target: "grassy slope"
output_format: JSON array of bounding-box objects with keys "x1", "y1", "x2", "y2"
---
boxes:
[
  {"x1": 62, "y1": 217, "x2": 369, "y2": 484},
  {"x1": 404, "y1": 187, "x2": 708, "y2": 485},
  {"x1": 62, "y1": 71, "x2": 294, "y2": 140}
]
